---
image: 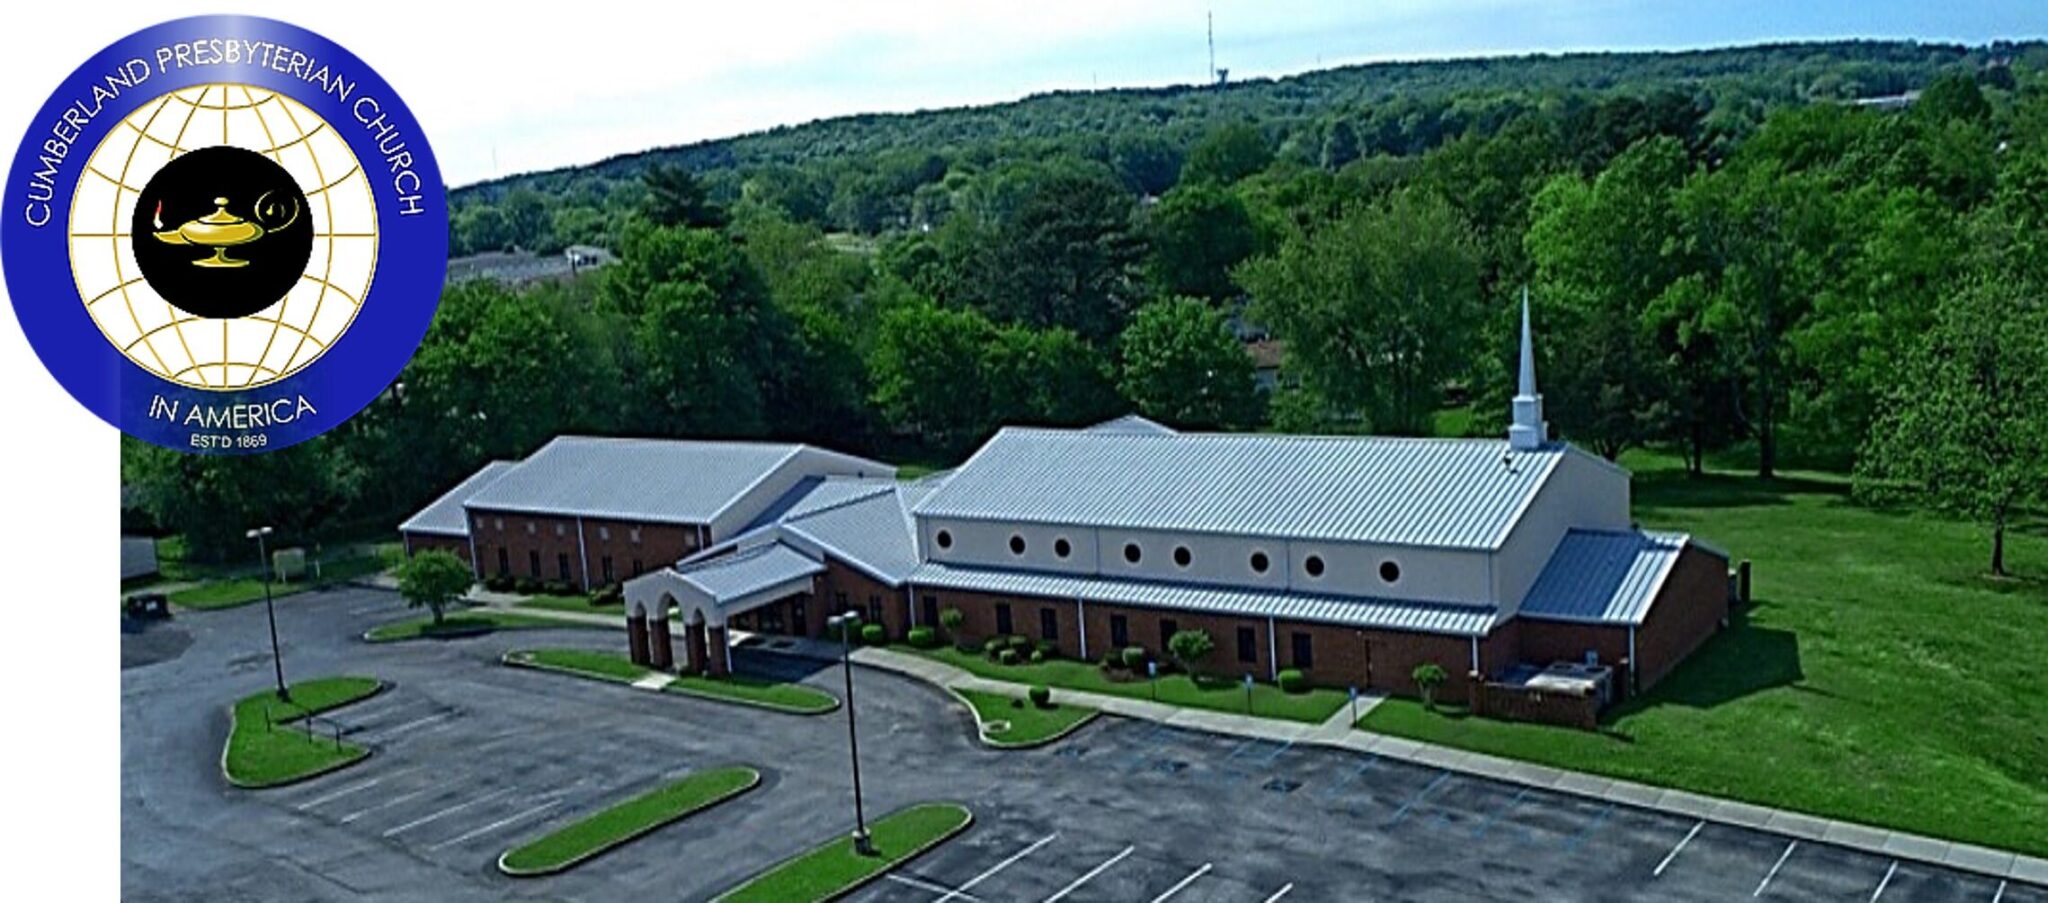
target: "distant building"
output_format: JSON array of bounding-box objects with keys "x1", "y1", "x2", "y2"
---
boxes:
[
  {"x1": 445, "y1": 245, "x2": 614, "y2": 286},
  {"x1": 120, "y1": 536, "x2": 159, "y2": 582}
]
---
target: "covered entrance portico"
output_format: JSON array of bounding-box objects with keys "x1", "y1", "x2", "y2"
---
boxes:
[{"x1": 622, "y1": 543, "x2": 826, "y2": 675}]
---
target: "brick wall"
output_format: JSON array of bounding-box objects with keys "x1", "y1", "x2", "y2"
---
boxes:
[
  {"x1": 1475, "y1": 681, "x2": 1600, "y2": 730},
  {"x1": 1634, "y1": 544, "x2": 1729, "y2": 689},
  {"x1": 1517, "y1": 619, "x2": 1630, "y2": 673},
  {"x1": 819, "y1": 560, "x2": 909, "y2": 640},
  {"x1": 467, "y1": 508, "x2": 702, "y2": 590},
  {"x1": 401, "y1": 533, "x2": 470, "y2": 563}
]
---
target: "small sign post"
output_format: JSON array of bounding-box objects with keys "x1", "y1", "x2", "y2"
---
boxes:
[
  {"x1": 1349, "y1": 685, "x2": 1360, "y2": 725},
  {"x1": 1147, "y1": 660, "x2": 1158, "y2": 702},
  {"x1": 1244, "y1": 673, "x2": 1255, "y2": 716}
]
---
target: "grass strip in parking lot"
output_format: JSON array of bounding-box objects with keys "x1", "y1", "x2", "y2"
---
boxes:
[
  {"x1": 223, "y1": 676, "x2": 381, "y2": 788},
  {"x1": 171, "y1": 554, "x2": 395, "y2": 611},
  {"x1": 498, "y1": 766, "x2": 760, "y2": 876},
  {"x1": 955, "y1": 688, "x2": 1097, "y2": 748},
  {"x1": 364, "y1": 610, "x2": 591, "y2": 642},
  {"x1": 907, "y1": 646, "x2": 1348, "y2": 723},
  {"x1": 509, "y1": 648, "x2": 840, "y2": 713},
  {"x1": 514, "y1": 593, "x2": 624, "y2": 615},
  {"x1": 713, "y1": 802, "x2": 973, "y2": 903}
]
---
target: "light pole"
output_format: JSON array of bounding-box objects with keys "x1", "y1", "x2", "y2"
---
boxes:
[
  {"x1": 826, "y1": 611, "x2": 873, "y2": 856},
  {"x1": 247, "y1": 526, "x2": 288, "y2": 702}
]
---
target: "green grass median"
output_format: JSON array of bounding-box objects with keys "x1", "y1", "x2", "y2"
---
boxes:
[
  {"x1": 714, "y1": 803, "x2": 973, "y2": 903},
  {"x1": 955, "y1": 688, "x2": 1097, "y2": 748},
  {"x1": 907, "y1": 646, "x2": 1347, "y2": 723},
  {"x1": 364, "y1": 610, "x2": 592, "y2": 642},
  {"x1": 171, "y1": 554, "x2": 394, "y2": 611},
  {"x1": 514, "y1": 593, "x2": 623, "y2": 615},
  {"x1": 499, "y1": 766, "x2": 760, "y2": 876},
  {"x1": 223, "y1": 676, "x2": 381, "y2": 788},
  {"x1": 507, "y1": 648, "x2": 839, "y2": 714}
]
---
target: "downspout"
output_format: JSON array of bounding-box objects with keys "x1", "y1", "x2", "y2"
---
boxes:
[
  {"x1": 905, "y1": 582, "x2": 916, "y2": 628},
  {"x1": 1077, "y1": 596, "x2": 1089, "y2": 660},
  {"x1": 576, "y1": 516, "x2": 591, "y2": 591},
  {"x1": 1469, "y1": 635, "x2": 1480, "y2": 674},
  {"x1": 1266, "y1": 615, "x2": 1279, "y2": 680},
  {"x1": 464, "y1": 520, "x2": 480, "y2": 578},
  {"x1": 1627, "y1": 625, "x2": 1639, "y2": 693}
]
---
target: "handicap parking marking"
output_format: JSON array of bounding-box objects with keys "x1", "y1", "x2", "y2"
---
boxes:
[
  {"x1": 1754, "y1": 841, "x2": 1799, "y2": 897},
  {"x1": 1470, "y1": 786, "x2": 1530, "y2": 839},
  {"x1": 1384, "y1": 770, "x2": 1450, "y2": 827},
  {"x1": 1148, "y1": 862, "x2": 1213, "y2": 902},
  {"x1": 380, "y1": 787, "x2": 516, "y2": 838},
  {"x1": 1043, "y1": 845, "x2": 1136, "y2": 903},
  {"x1": 1118, "y1": 723, "x2": 1176, "y2": 772},
  {"x1": 932, "y1": 832, "x2": 1060, "y2": 903},
  {"x1": 425, "y1": 796, "x2": 565, "y2": 851},
  {"x1": 1557, "y1": 802, "x2": 1613, "y2": 851},
  {"x1": 1653, "y1": 820, "x2": 1705, "y2": 877},
  {"x1": 1318, "y1": 754, "x2": 1379, "y2": 801}
]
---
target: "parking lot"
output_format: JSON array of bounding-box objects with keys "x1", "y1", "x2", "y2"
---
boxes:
[{"x1": 123, "y1": 586, "x2": 2045, "y2": 902}]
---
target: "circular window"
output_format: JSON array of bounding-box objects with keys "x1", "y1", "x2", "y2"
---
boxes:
[
  {"x1": 1173, "y1": 546, "x2": 1192, "y2": 568},
  {"x1": 935, "y1": 530, "x2": 953, "y2": 550},
  {"x1": 1054, "y1": 538, "x2": 1072, "y2": 559},
  {"x1": 1250, "y1": 551, "x2": 1270, "y2": 574},
  {"x1": 1123, "y1": 543, "x2": 1143, "y2": 564},
  {"x1": 1304, "y1": 555, "x2": 1326, "y2": 578},
  {"x1": 1379, "y1": 560, "x2": 1402, "y2": 583},
  {"x1": 1009, "y1": 534, "x2": 1027, "y2": 556}
]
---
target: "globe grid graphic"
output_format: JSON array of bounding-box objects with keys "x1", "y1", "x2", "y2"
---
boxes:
[{"x1": 69, "y1": 84, "x2": 378, "y2": 391}]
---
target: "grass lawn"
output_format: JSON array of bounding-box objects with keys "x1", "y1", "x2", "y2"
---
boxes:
[
  {"x1": 223, "y1": 676, "x2": 381, "y2": 788},
  {"x1": 714, "y1": 803, "x2": 972, "y2": 903},
  {"x1": 908, "y1": 646, "x2": 1348, "y2": 723},
  {"x1": 510, "y1": 648, "x2": 839, "y2": 713},
  {"x1": 364, "y1": 610, "x2": 587, "y2": 642},
  {"x1": 1358, "y1": 448, "x2": 2048, "y2": 859},
  {"x1": 515, "y1": 593, "x2": 622, "y2": 615},
  {"x1": 499, "y1": 766, "x2": 759, "y2": 876},
  {"x1": 955, "y1": 688, "x2": 1097, "y2": 747},
  {"x1": 169, "y1": 552, "x2": 397, "y2": 611}
]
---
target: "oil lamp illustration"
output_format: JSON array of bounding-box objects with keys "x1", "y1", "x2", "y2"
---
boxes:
[{"x1": 151, "y1": 192, "x2": 301, "y2": 268}]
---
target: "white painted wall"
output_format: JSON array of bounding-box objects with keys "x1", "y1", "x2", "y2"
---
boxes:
[{"x1": 1490, "y1": 449, "x2": 1632, "y2": 614}]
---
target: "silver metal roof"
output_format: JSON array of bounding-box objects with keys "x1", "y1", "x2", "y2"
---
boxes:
[
  {"x1": 914, "y1": 428, "x2": 1565, "y2": 550},
  {"x1": 461, "y1": 436, "x2": 892, "y2": 525},
  {"x1": 398, "y1": 461, "x2": 518, "y2": 537},
  {"x1": 1518, "y1": 530, "x2": 1691, "y2": 626},
  {"x1": 1085, "y1": 414, "x2": 1178, "y2": 435},
  {"x1": 673, "y1": 543, "x2": 824, "y2": 606},
  {"x1": 780, "y1": 485, "x2": 922, "y2": 585},
  {"x1": 908, "y1": 561, "x2": 1499, "y2": 636}
]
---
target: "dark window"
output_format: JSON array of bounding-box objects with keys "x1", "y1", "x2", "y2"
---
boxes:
[
  {"x1": 868, "y1": 595, "x2": 884, "y2": 624},
  {"x1": 1304, "y1": 555, "x2": 1325, "y2": 578},
  {"x1": 496, "y1": 547, "x2": 509, "y2": 576},
  {"x1": 922, "y1": 595, "x2": 940, "y2": 626},
  {"x1": 1054, "y1": 537, "x2": 1072, "y2": 559},
  {"x1": 1250, "y1": 551, "x2": 1269, "y2": 574},
  {"x1": 1379, "y1": 560, "x2": 1401, "y2": 583},
  {"x1": 1160, "y1": 618, "x2": 1180, "y2": 650},
  {"x1": 995, "y1": 603, "x2": 1014, "y2": 635},
  {"x1": 1173, "y1": 546, "x2": 1192, "y2": 567},
  {"x1": 1009, "y1": 534, "x2": 1027, "y2": 556},
  {"x1": 1291, "y1": 632, "x2": 1314, "y2": 669},
  {"x1": 935, "y1": 530, "x2": 953, "y2": 550},
  {"x1": 791, "y1": 598, "x2": 808, "y2": 636},
  {"x1": 558, "y1": 552, "x2": 571, "y2": 582},
  {"x1": 834, "y1": 591, "x2": 849, "y2": 613},
  {"x1": 1040, "y1": 608, "x2": 1058, "y2": 642},
  {"x1": 528, "y1": 550, "x2": 541, "y2": 578},
  {"x1": 601, "y1": 556, "x2": 615, "y2": 584},
  {"x1": 631, "y1": 558, "x2": 643, "y2": 577},
  {"x1": 1123, "y1": 543, "x2": 1142, "y2": 564},
  {"x1": 1237, "y1": 626, "x2": 1257, "y2": 663},
  {"x1": 1110, "y1": 614, "x2": 1130, "y2": 648}
]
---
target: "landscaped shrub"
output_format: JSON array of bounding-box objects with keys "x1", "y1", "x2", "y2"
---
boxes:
[
  {"x1": 513, "y1": 577, "x2": 540, "y2": 595},
  {"x1": 940, "y1": 607, "x2": 965, "y2": 648},
  {"x1": 1121, "y1": 646, "x2": 1147, "y2": 670},
  {"x1": 589, "y1": 584, "x2": 623, "y2": 606},
  {"x1": 861, "y1": 623, "x2": 887, "y2": 645},
  {"x1": 1277, "y1": 668, "x2": 1307, "y2": 694},
  {"x1": 998, "y1": 648, "x2": 1020, "y2": 666},
  {"x1": 544, "y1": 580, "x2": 575, "y2": 596},
  {"x1": 1413, "y1": 662, "x2": 1449, "y2": 709},
  {"x1": 906, "y1": 626, "x2": 938, "y2": 648},
  {"x1": 485, "y1": 575, "x2": 513, "y2": 592},
  {"x1": 1029, "y1": 650, "x2": 1045, "y2": 664},
  {"x1": 1037, "y1": 639, "x2": 1059, "y2": 659},
  {"x1": 1028, "y1": 685, "x2": 1051, "y2": 708}
]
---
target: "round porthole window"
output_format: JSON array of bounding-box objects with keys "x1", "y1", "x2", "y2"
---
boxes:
[
  {"x1": 1250, "y1": 551, "x2": 1270, "y2": 574},
  {"x1": 1173, "y1": 545, "x2": 1192, "y2": 568},
  {"x1": 1054, "y1": 538, "x2": 1072, "y2": 559},
  {"x1": 1009, "y1": 534, "x2": 1027, "y2": 556},
  {"x1": 1380, "y1": 560, "x2": 1401, "y2": 583},
  {"x1": 1304, "y1": 555, "x2": 1326, "y2": 578},
  {"x1": 935, "y1": 530, "x2": 953, "y2": 550},
  {"x1": 1124, "y1": 543, "x2": 1142, "y2": 564}
]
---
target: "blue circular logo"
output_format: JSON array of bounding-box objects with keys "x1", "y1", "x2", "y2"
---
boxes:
[{"x1": 3, "y1": 15, "x2": 445, "y2": 454}]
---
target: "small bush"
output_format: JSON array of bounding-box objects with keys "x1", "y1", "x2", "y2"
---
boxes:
[
  {"x1": 1277, "y1": 668, "x2": 1308, "y2": 694},
  {"x1": 1029, "y1": 649, "x2": 1045, "y2": 664},
  {"x1": 513, "y1": 577, "x2": 540, "y2": 595},
  {"x1": 1037, "y1": 639, "x2": 1059, "y2": 659},
  {"x1": 906, "y1": 626, "x2": 937, "y2": 648},
  {"x1": 1121, "y1": 646, "x2": 1147, "y2": 670},
  {"x1": 861, "y1": 623, "x2": 887, "y2": 645},
  {"x1": 543, "y1": 580, "x2": 574, "y2": 596},
  {"x1": 998, "y1": 648, "x2": 1019, "y2": 666},
  {"x1": 485, "y1": 575, "x2": 513, "y2": 592},
  {"x1": 1028, "y1": 685, "x2": 1051, "y2": 708}
]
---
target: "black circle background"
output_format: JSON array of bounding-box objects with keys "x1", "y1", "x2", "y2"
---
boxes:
[{"x1": 131, "y1": 146, "x2": 312, "y2": 319}]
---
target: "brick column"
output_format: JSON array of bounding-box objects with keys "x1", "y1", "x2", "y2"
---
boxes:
[
  {"x1": 649, "y1": 619, "x2": 674, "y2": 671},
  {"x1": 626, "y1": 614, "x2": 650, "y2": 666},
  {"x1": 684, "y1": 621, "x2": 709, "y2": 675},
  {"x1": 705, "y1": 626, "x2": 729, "y2": 676}
]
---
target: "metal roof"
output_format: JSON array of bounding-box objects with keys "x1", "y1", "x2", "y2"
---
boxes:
[
  {"x1": 398, "y1": 461, "x2": 518, "y2": 537},
  {"x1": 1085, "y1": 414, "x2": 1178, "y2": 435},
  {"x1": 1518, "y1": 530, "x2": 1690, "y2": 626},
  {"x1": 914, "y1": 428, "x2": 1565, "y2": 550},
  {"x1": 461, "y1": 436, "x2": 892, "y2": 525},
  {"x1": 908, "y1": 561, "x2": 1499, "y2": 636},
  {"x1": 781, "y1": 485, "x2": 922, "y2": 585},
  {"x1": 672, "y1": 543, "x2": 825, "y2": 606}
]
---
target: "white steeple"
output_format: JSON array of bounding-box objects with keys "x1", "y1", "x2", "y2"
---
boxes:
[{"x1": 1508, "y1": 287, "x2": 1548, "y2": 451}]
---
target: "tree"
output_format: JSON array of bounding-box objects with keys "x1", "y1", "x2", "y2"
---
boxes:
[
  {"x1": 1184, "y1": 121, "x2": 1273, "y2": 186},
  {"x1": 941, "y1": 161, "x2": 1145, "y2": 344},
  {"x1": 868, "y1": 298, "x2": 997, "y2": 450},
  {"x1": 1914, "y1": 70, "x2": 1991, "y2": 125},
  {"x1": 396, "y1": 550, "x2": 473, "y2": 626},
  {"x1": 1412, "y1": 663, "x2": 1449, "y2": 709},
  {"x1": 603, "y1": 221, "x2": 778, "y2": 437},
  {"x1": 939, "y1": 607, "x2": 967, "y2": 650},
  {"x1": 122, "y1": 436, "x2": 361, "y2": 563},
  {"x1": 639, "y1": 163, "x2": 729, "y2": 229},
  {"x1": 1166, "y1": 629, "x2": 1216, "y2": 676},
  {"x1": 1118, "y1": 298, "x2": 1261, "y2": 430},
  {"x1": 1321, "y1": 118, "x2": 1361, "y2": 170},
  {"x1": 1146, "y1": 183, "x2": 1260, "y2": 303},
  {"x1": 982, "y1": 325, "x2": 1122, "y2": 428}
]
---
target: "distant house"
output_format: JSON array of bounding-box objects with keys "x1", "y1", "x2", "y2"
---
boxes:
[
  {"x1": 445, "y1": 245, "x2": 614, "y2": 286},
  {"x1": 1247, "y1": 338, "x2": 1285, "y2": 393}
]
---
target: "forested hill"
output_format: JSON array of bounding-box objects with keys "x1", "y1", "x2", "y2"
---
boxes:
[{"x1": 454, "y1": 39, "x2": 2033, "y2": 202}]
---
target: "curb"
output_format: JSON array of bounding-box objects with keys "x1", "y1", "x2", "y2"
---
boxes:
[
  {"x1": 940, "y1": 684, "x2": 1101, "y2": 750},
  {"x1": 220, "y1": 679, "x2": 388, "y2": 790},
  {"x1": 497, "y1": 766, "x2": 763, "y2": 878}
]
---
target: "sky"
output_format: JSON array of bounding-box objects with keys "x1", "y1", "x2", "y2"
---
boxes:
[{"x1": 7, "y1": 1, "x2": 2048, "y2": 187}]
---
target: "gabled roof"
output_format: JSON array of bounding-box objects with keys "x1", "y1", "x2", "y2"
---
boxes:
[
  {"x1": 691, "y1": 477, "x2": 922, "y2": 586},
  {"x1": 399, "y1": 461, "x2": 518, "y2": 537},
  {"x1": 913, "y1": 428, "x2": 1568, "y2": 550},
  {"x1": 461, "y1": 436, "x2": 892, "y2": 525},
  {"x1": 671, "y1": 543, "x2": 825, "y2": 607},
  {"x1": 908, "y1": 561, "x2": 1498, "y2": 636},
  {"x1": 1518, "y1": 530, "x2": 1699, "y2": 626},
  {"x1": 1085, "y1": 414, "x2": 1177, "y2": 435}
]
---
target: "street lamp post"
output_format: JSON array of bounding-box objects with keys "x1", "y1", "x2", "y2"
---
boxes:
[
  {"x1": 827, "y1": 611, "x2": 873, "y2": 856},
  {"x1": 247, "y1": 526, "x2": 288, "y2": 702}
]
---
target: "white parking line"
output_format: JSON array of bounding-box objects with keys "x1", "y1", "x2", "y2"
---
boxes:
[
  {"x1": 380, "y1": 788, "x2": 514, "y2": 837},
  {"x1": 1754, "y1": 841, "x2": 1798, "y2": 897},
  {"x1": 337, "y1": 787, "x2": 432, "y2": 824},
  {"x1": 1653, "y1": 821, "x2": 1705, "y2": 877},
  {"x1": 936, "y1": 832, "x2": 1058, "y2": 903},
  {"x1": 885, "y1": 874, "x2": 984, "y2": 902},
  {"x1": 368, "y1": 711, "x2": 454, "y2": 739},
  {"x1": 296, "y1": 773, "x2": 400, "y2": 811},
  {"x1": 1870, "y1": 861, "x2": 1897, "y2": 901},
  {"x1": 426, "y1": 798, "x2": 564, "y2": 851},
  {"x1": 1043, "y1": 846, "x2": 1134, "y2": 903},
  {"x1": 1261, "y1": 884, "x2": 1294, "y2": 903},
  {"x1": 1149, "y1": 863, "x2": 1212, "y2": 902},
  {"x1": 1992, "y1": 880, "x2": 2006, "y2": 903}
]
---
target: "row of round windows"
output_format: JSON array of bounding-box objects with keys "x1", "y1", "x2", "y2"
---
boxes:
[{"x1": 930, "y1": 529, "x2": 1402, "y2": 583}]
